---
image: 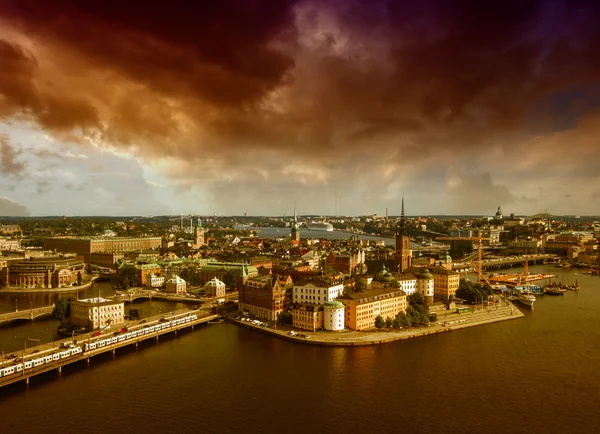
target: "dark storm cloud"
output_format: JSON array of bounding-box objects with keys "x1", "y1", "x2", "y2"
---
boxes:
[
  {"x1": 1, "y1": 0, "x2": 600, "y2": 214},
  {"x1": 0, "y1": 133, "x2": 26, "y2": 177}
]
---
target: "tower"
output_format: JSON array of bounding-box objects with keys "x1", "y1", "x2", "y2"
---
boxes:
[
  {"x1": 194, "y1": 218, "x2": 205, "y2": 248},
  {"x1": 395, "y1": 196, "x2": 412, "y2": 272},
  {"x1": 495, "y1": 206, "x2": 503, "y2": 220},
  {"x1": 291, "y1": 203, "x2": 300, "y2": 243}
]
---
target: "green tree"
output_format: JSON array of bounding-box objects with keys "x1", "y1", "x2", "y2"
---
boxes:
[
  {"x1": 277, "y1": 311, "x2": 293, "y2": 325},
  {"x1": 429, "y1": 313, "x2": 438, "y2": 323},
  {"x1": 52, "y1": 297, "x2": 74, "y2": 322},
  {"x1": 408, "y1": 292, "x2": 425, "y2": 307},
  {"x1": 374, "y1": 315, "x2": 385, "y2": 329},
  {"x1": 224, "y1": 268, "x2": 243, "y2": 290},
  {"x1": 392, "y1": 317, "x2": 401, "y2": 329},
  {"x1": 385, "y1": 316, "x2": 393, "y2": 328},
  {"x1": 355, "y1": 278, "x2": 366, "y2": 292}
]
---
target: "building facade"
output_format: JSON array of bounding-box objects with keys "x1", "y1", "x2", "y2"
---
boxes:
[
  {"x1": 44, "y1": 237, "x2": 162, "y2": 263},
  {"x1": 238, "y1": 275, "x2": 286, "y2": 321},
  {"x1": 429, "y1": 267, "x2": 460, "y2": 300},
  {"x1": 4, "y1": 257, "x2": 85, "y2": 289},
  {"x1": 323, "y1": 300, "x2": 345, "y2": 331},
  {"x1": 70, "y1": 297, "x2": 125, "y2": 330},
  {"x1": 291, "y1": 305, "x2": 323, "y2": 331},
  {"x1": 205, "y1": 277, "x2": 226, "y2": 297},
  {"x1": 338, "y1": 288, "x2": 407, "y2": 331},
  {"x1": 292, "y1": 279, "x2": 344, "y2": 305},
  {"x1": 165, "y1": 275, "x2": 187, "y2": 293}
]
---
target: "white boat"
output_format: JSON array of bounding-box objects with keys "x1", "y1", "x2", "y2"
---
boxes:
[
  {"x1": 306, "y1": 222, "x2": 334, "y2": 231},
  {"x1": 517, "y1": 290, "x2": 536, "y2": 308}
]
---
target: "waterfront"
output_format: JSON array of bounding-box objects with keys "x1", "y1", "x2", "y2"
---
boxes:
[
  {"x1": 256, "y1": 226, "x2": 398, "y2": 246},
  {"x1": 0, "y1": 264, "x2": 598, "y2": 433}
]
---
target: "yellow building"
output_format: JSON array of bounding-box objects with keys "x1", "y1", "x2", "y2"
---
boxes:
[
  {"x1": 70, "y1": 297, "x2": 125, "y2": 330},
  {"x1": 338, "y1": 288, "x2": 407, "y2": 331},
  {"x1": 430, "y1": 267, "x2": 460, "y2": 300},
  {"x1": 291, "y1": 305, "x2": 323, "y2": 331}
]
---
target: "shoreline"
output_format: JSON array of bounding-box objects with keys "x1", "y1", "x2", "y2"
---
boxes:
[
  {"x1": 230, "y1": 302, "x2": 524, "y2": 347},
  {"x1": 0, "y1": 281, "x2": 93, "y2": 294}
]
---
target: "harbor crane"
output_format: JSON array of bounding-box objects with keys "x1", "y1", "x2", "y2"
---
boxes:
[{"x1": 436, "y1": 236, "x2": 491, "y2": 283}]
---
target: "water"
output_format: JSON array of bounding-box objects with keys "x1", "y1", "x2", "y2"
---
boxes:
[
  {"x1": 1, "y1": 265, "x2": 599, "y2": 433},
  {"x1": 256, "y1": 226, "x2": 397, "y2": 245}
]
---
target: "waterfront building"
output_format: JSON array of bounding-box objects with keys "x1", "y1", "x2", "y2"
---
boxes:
[
  {"x1": 429, "y1": 267, "x2": 460, "y2": 300},
  {"x1": 44, "y1": 236, "x2": 162, "y2": 263},
  {"x1": 238, "y1": 275, "x2": 286, "y2": 321},
  {"x1": 205, "y1": 277, "x2": 226, "y2": 297},
  {"x1": 165, "y1": 274, "x2": 187, "y2": 293},
  {"x1": 291, "y1": 304, "x2": 323, "y2": 331},
  {"x1": 395, "y1": 196, "x2": 412, "y2": 272},
  {"x1": 147, "y1": 274, "x2": 165, "y2": 288},
  {"x1": 338, "y1": 288, "x2": 407, "y2": 331},
  {"x1": 323, "y1": 300, "x2": 345, "y2": 331},
  {"x1": 3, "y1": 257, "x2": 84, "y2": 289},
  {"x1": 417, "y1": 269, "x2": 434, "y2": 305},
  {"x1": 396, "y1": 273, "x2": 417, "y2": 295},
  {"x1": 292, "y1": 278, "x2": 344, "y2": 305},
  {"x1": 70, "y1": 297, "x2": 125, "y2": 330}
]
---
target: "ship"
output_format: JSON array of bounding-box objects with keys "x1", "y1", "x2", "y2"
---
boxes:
[
  {"x1": 306, "y1": 222, "x2": 334, "y2": 232},
  {"x1": 515, "y1": 288, "x2": 536, "y2": 308}
]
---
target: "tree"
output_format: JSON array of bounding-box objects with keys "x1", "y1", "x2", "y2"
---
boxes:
[
  {"x1": 355, "y1": 278, "x2": 366, "y2": 292},
  {"x1": 392, "y1": 318, "x2": 401, "y2": 329},
  {"x1": 52, "y1": 297, "x2": 74, "y2": 322},
  {"x1": 277, "y1": 311, "x2": 293, "y2": 325},
  {"x1": 408, "y1": 292, "x2": 425, "y2": 307},
  {"x1": 384, "y1": 316, "x2": 393, "y2": 328},
  {"x1": 429, "y1": 313, "x2": 438, "y2": 323},
  {"x1": 224, "y1": 268, "x2": 243, "y2": 290},
  {"x1": 374, "y1": 315, "x2": 385, "y2": 329},
  {"x1": 77, "y1": 271, "x2": 82, "y2": 286}
]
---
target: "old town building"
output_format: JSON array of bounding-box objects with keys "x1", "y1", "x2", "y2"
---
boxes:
[
  {"x1": 70, "y1": 297, "x2": 125, "y2": 330},
  {"x1": 3, "y1": 257, "x2": 85, "y2": 289},
  {"x1": 429, "y1": 267, "x2": 460, "y2": 300},
  {"x1": 292, "y1": 278, "x2": 344, "y2": 305},
  {"x1": 338, "y1": 288, "x2": 407, "y2": 331},
  {"x1": 205, "y1": 277, "x2": 226, "y2": 297},
  {"x1": 44, "y1": 236, "x2": 162, "y2": 263},
  {"x1": 291, "y1": 304, "x2": 323, "y2": 331},
  {"x1": 165, "y1": 274, "x2": 187, "y2": 293},
  {"x1": 238, "y1": 275, "x2": 286, "y2": 321}
]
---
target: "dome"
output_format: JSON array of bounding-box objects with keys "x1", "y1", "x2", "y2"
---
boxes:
[
  {"x1": 382, "y1": 272, "x2": 395, "y2": 282},
  {"x1": 323, "y1": 300, "x2": 344, "y2": 310},
  {"x1": 419, "y1": 269, "x2": 434, "y2": 279}
]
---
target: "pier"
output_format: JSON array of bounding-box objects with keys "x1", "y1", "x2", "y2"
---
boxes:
[{"x1": 0, "y1": 309, "x2": 220, "y2": 388}]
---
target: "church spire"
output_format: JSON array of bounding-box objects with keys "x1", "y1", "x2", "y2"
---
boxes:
[{"x1": 401, "y1": 195, "x2": 405, "y2": 221}]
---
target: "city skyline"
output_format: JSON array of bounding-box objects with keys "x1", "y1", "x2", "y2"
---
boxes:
[{"x1": 1, "y1": 1, "x2": 600, "y2": 217}]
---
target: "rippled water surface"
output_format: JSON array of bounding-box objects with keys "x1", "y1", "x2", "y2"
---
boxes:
[{"x1": 1, "y1": 266, "x2": 599, "y2": 434}]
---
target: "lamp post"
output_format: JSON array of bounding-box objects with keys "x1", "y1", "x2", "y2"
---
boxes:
[{"x1": 15, "y1": 298, "x2": 18, "y2": 312}]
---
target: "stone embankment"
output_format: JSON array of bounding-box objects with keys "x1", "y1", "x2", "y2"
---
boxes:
[{"x1": 232, "y1": 302, "x2": 524, "y2": 347}]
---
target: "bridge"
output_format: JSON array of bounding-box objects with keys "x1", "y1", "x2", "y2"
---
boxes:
[
  {"x1": 0, "y1": 306, "x2": 54, "y2": 324},
  {"x1": 0, "y1": 309, "x2": 220, "y2": 388},
  {"x1": 452, "y1": 254, "x2": 553, "y2": 272}
]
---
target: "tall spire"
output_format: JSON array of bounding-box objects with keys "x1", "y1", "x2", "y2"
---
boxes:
[
  {"x1": 294, "y1": 202, "x2": 297, "y2": 222},
  {"x1": 401, "y1": 195, "x2": 405, "y2": 221}
]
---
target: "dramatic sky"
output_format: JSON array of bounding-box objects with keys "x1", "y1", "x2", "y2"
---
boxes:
[{"x1": 1, "y1": 0, "x2": 600, "y2": 217}]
